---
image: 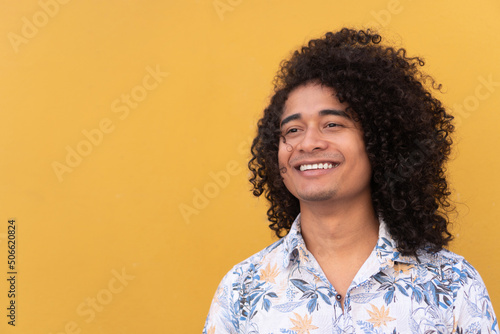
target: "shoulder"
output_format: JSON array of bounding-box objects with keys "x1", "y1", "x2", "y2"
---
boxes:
[
  {"x1": 408, "y1": 248, "x2": 485, "y2": 288},
  {"x1": 414, "y1": 248, "x2": 480, "y2": 278},
  {"x1": 203, "y1": 237, "x2": 290, "y2": 333},
  {"x1": 414, "y1": 249, "x2": 497, "y2": 319},
  {"x1": 417, "y1": 249, "x2": 500, "y2": 333},
  {"x1": 220, "y1": 237, "x2": 287, "y2": 288},
  {"x1": 416, "y1": 247, "x2": 468, "y2": 268}
]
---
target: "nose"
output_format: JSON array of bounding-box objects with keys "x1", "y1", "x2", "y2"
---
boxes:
[{"x1": 295, "y1": 128, "x2": 328, "y2": 152}]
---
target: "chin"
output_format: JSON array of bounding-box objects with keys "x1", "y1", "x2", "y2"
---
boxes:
[{"x1": 297, "y1": 190, "x2": 337, "y2": 202}]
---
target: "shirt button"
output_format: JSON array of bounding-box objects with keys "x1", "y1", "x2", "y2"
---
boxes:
[{"x1": 335, "y1": 294, "x2": 342, "y2": 301}]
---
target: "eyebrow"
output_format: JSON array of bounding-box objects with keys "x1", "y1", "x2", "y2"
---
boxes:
[{"x1": 280, "y1": 109, "x2": 350, "y2": 128}]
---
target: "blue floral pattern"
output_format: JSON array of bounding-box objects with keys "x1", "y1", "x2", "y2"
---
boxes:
[{"x1": 203, "y1": 215, "x2": 498, "y2": 333}]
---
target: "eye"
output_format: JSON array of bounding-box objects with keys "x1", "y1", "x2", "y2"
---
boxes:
[
  {"x1": 284, "y1": 127, "x2": 298, "y2": 135},
  {"x1": 326, "y1": 122, "x2": 340, "y2": 128}
]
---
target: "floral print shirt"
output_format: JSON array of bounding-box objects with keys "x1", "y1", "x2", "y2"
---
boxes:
[{"x1": 203, "y1": 215, "x2": 498, "y2": 333}]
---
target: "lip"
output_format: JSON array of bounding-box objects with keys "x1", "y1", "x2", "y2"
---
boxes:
[
  {"x1": 297, "y1": 167, "x2": 339, "y2": 179},
  {"x1": 290, "y1": 162, "x2": 341, "y2": 178},
  {"x1": 292, "y1": 160, "x2": 340, "y2": 170}
]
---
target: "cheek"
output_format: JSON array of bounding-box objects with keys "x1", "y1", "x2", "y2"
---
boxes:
[
  {"x1": 345, "y1": 137, "x2": 371, "y2": 172},
  {"x1": 278, "y1": 142, "x2": 292, "y2": 165},
  {"x1": 355, "y1": 148, "x2": 372, "y2": 176},
  {"x1": 278, "y1": 145, "x2": 293, "y2": 176}
]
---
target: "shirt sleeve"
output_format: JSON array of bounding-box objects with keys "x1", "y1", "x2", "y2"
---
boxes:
[
  {"x1": 203, "y1": 267, "x2": 240, "y2": 334},
  {"x1": 454, "y1": 260, "x2": 498, "y2": 333}
]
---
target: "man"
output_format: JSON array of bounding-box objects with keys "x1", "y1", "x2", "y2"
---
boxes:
[{"x1": 203, "y1": 28, "x2": 498, "y2": 333}]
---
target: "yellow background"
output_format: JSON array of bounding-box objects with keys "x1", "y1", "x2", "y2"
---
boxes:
[{"x1": 0, "y1": 0, "x2": 499, "y2": 333}]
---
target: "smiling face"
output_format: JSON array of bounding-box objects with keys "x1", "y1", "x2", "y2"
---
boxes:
[{"x1": 278, "y1": 82, "x2": 372, "y2": 206}]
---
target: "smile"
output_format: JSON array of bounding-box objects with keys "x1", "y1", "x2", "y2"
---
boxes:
[{"x1": 299, "y1": 163, "x2": 339, "y2": 171}]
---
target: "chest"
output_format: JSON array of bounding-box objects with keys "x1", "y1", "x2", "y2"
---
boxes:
[{"x1": 237, "y1": 267, "x2": 456, "y2": 334}]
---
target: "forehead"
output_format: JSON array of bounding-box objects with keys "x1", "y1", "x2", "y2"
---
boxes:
[{"x1": 281, "y1": 83, "x2": 349, "y2": 119}]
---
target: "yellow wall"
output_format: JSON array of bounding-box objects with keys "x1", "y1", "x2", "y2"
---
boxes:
[{"x1": 0, "y1": 0, "x2": 499, "y2": 332}]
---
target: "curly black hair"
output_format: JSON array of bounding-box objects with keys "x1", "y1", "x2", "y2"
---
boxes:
[{"x1": 248, "y1": 28, "x2": 454, "y2": 256}]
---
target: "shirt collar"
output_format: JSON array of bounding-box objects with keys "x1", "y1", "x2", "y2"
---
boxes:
[
  {"x1": 375, "y1": 219, "x2": 419, "y2": 269},
  {"x1": 282, "y1": 214, "x2": 305, "y2": 269},
  {"x1": 281, "y1": 214, "x2": 419, "y2": 270}
]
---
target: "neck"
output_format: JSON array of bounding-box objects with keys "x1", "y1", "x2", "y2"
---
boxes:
[
  {"x1": 299, "y1": 195, "x2": 379, "y2": 259},
  {"x1": 296, "y1": 191, "x2": 380, "y2": 301}
]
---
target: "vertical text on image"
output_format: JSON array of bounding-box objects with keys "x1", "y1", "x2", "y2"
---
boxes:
[{"x1": 6, "y1": 219, "x2": 17, "y2": 326}]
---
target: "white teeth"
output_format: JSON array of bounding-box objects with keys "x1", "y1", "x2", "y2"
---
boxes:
[{"x1": 299, "y1": 163, "x2": 338, "y2": 171}]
